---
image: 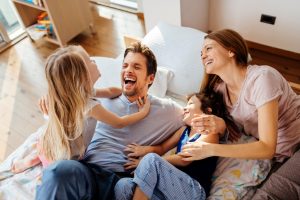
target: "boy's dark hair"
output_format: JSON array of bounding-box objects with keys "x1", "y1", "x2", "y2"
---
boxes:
[{"x1": 188, "y1": 89, "x2": 239, "y2": 134}]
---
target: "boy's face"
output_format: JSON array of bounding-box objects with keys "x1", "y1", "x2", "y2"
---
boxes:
[
  {"x1": 183, "y1": 95, "x2": 203, "y2": 126},
  {"x1": 121, "y1": 52, "x2": 154, "y2": 102}
]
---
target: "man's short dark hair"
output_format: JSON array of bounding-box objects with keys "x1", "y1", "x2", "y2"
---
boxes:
[{"x1": 124, "y1": 41, "x2": 157, "y2": 82}]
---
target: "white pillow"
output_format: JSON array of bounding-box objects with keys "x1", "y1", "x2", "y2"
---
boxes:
[
  {"x1": 149, "y1": 67, "x2": 174, "y2": 98},
  {"x1": 142, "y1": 22, "x2": 206, "y2": 97},
  {"x1": 92, "y1": 56, "x2": 122, "y2": 89}
]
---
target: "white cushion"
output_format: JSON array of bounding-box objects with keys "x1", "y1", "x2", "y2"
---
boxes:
[
  {"x1": 149, "y1": 67, "x2": 174, "y2": 98},
  {"x1": 142, "y1": 22, "x2": 207, "y2": 97},
  {"x1": 92, "y1": 56, "x2": 122, "y2": 89}
]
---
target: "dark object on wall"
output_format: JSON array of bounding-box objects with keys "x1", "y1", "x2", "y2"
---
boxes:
[{"x1": 260, "y1": 14, "x2": 276, "y2": 25}]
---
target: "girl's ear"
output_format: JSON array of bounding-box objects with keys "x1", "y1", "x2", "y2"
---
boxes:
[{"x1": 228, "y1": 51, "x2": 235, "y2": 58}]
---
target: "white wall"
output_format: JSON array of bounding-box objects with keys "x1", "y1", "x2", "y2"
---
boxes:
[
  {"x1": 181, "y1": 0, "x2": 209, "y2": 32},
  {"x1": 142, "y1": 0, "x2": 209, "y2": 33},
  {"x1": 209, "y1": 0, "x2": 300, "y2": 53},
  {"x1": 143, "y1": 0, "x2": 181, "y2": 33}
]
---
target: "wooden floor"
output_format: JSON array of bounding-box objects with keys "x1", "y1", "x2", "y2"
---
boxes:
[{"x1": 0, "y1": 3, "x2": 145, "y2": 162}]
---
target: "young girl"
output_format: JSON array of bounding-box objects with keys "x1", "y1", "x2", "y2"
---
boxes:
[
  {"x1": 11, "y1": 45, "x2": 150, "y2": 173},
  {"x1": 116, "y1": 90, "x2": 238, "y2": 200}
]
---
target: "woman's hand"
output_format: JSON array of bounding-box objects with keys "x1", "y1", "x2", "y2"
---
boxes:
[
  {"x1": 123, "y1": 157, "x2": 141, "y2": 171},
  {"x1": 124, "y1": 143, "x2": 149, "y2": 157},
  {"x1": 191, "y1": 114, "x2": 226, "y2": 135},
  {"x1": 38, "y1": 95, "x2": 49, "y2": 116},
  {"x1": 178, "y1": 141, "x2": 212, "y2": 161}
]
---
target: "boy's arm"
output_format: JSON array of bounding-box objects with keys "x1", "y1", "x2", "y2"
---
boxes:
[{"x1": 94, "y1": 87, "x2": 122, "y2": 99}]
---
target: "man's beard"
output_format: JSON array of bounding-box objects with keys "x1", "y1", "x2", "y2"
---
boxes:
[{"x1": 123, "y1": 87, "x2": 139, "y2": 97}]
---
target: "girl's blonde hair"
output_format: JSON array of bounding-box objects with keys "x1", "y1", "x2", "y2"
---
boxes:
[{"x1": 41, "y1": 45, "x2": 93, "y2": 162}]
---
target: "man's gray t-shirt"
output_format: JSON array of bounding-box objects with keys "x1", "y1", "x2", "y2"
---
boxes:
[{"x1": 84, "y1": 94, "x2": 184, "y2": 172}]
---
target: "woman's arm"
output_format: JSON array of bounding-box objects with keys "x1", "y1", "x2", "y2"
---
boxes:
[
  {"x1": 94, "y1": 87, "x2": 122, "y2": 98},
  {"x1": 89, "y1": 97, "x2": 150, "y2": 128},
  {"x1": 165, "y1": 128, "x2": 219, "y2": 166},
  {"x1": 180, "y1": 99, "x2": 278, "y2": 160}
]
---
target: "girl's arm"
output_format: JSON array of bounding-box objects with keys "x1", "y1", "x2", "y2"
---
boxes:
[
  {"x1": 89, "y1": 97, "x2": 150, "y2": 128},
  {"x1": 124, "y1": 126, "x2": 187, "y2": 157},
  {"x1": 180, "y1": 98, "x2": 278, "y2": 161},
  {"x1": 94, "y1": 87, "x2": 122, "y2": 98}
]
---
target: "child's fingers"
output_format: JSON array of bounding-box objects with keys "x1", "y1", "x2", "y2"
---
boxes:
[
  {"x1": 128, "y1": 152, "x2": 138, "y2": 157},
  {"x1": 136, "y1": 97, "x2": 143, "y2": 108},
  {"x1": 124, "y1": 147, "x2": 133, "y2": 153}
]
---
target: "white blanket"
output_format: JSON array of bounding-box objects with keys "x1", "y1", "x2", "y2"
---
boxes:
[{"x1": 0, "y1": 128, "x2": 43, "y2": 200}]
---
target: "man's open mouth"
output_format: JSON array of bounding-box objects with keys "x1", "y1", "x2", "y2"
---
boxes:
[{"x1": 124, "y1": 77, "x2": 136, "y2": 89}]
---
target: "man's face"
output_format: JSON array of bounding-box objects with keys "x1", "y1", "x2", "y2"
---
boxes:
[{"x1": 121, "y1": 52, "x2": 154, "y2": 101}]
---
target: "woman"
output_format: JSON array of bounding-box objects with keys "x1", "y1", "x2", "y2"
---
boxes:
[{"x1": 180, "y1": 29, "x2": 300, "y2": 199}]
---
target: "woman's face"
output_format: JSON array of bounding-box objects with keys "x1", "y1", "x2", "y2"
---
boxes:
[
  {"x1": 183, "y1": 95, "x2": 203, "y2": 126},
  {"x1": 201, "y1": 38, "x2": 232, "y2": 75},
  {"x1": 78, "y1": 47, "x2": 101, "y2": 86}
]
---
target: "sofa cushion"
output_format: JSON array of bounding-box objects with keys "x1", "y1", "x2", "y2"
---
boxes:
[
  {"x1": 149, "y1": 66, "x2": 174, "y2": 98},
  {"x1": 142, "y1": 22, "x2": 206, "y2": 97}
]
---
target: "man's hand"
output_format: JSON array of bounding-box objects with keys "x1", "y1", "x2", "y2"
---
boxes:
[{"x1": 38, "y1": 95, "x2": 49, "y2": 116}]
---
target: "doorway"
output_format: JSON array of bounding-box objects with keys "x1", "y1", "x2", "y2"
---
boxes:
[{"x1": 0, "y1": 0, "x2": 24, "y2": 49}]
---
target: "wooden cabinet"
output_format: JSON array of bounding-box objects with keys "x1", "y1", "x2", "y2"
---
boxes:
[{"x1": 12, "y1": 0, "x2": 93, "y2": 46}]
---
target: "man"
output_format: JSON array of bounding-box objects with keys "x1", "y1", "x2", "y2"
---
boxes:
[{"x1": 36, "y1": 42, "x2": 183, "y2": 200}]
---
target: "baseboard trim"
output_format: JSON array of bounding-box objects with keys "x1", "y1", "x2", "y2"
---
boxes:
[{"x1": 246, "y1": 40, "x2": 300, "y2": 61}]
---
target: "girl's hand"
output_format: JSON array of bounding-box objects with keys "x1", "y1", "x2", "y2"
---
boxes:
[
  {"x1": 38, "y1": 95, "x2": 49, "y2": 116},
  {"x1": 124, "y1": 143, "x2": 149, "y2": 157},
  {"x1": 123, "y1": 157, "x2": 141, "y2": 171},
  {"x1": 191, "y1": 114, "x2": 226, "y2": 135},
  {"x1": 178, "y1": 141, "x2": 211, "y2": 161},
  {"x1": 136, "y1": 96, "x2": 150, "y2": 115}
]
